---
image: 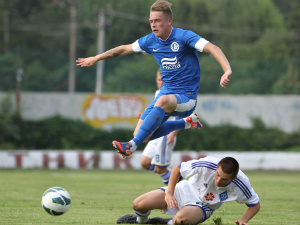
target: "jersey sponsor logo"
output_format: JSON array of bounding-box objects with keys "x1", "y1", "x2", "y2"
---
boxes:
[
  {"x1": 161, "y1": 57, "x2": 181, "y2": 70},
  {"x1": 204, "y1": 192, "x2": 215, "y2": 201},
  {"x1": 153, "y1": 48, "x2": 160, "y2": 52},
  {"x1": 171, "y1": 42, "x2": 180, "y2": 52},
  {"x1": 219, "y1": 191, "x2": 228, "y2": 202}
]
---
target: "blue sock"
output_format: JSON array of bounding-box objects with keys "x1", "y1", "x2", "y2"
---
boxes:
[
  {"x1": 132, "y1": 106, "x2": 165, "y2": 147},
  {"x1": 149, "y1": 120, "x2": 185, "y2": 140},
  {"x1": 147, "y1": 164, "x2": 156, "y2": 173},
  {"x1": 160, "y1": 168, "x2": 172, "y2": 185}
]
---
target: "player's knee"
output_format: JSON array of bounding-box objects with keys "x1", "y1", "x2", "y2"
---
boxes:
[
  {"x1": 155, "y1": 95, "x2": 169, "y2": 107},
  {"x1": 132, "y1": 198, "x2": 143, "y2": 211},
  {"x1": 173, "y1": 212, "x2": 190, "y2": 225},
  {"x1": 141, "y1": 161, "x2": 150, "y2": 170},
  {"x1": 173, "y1": 217, "x2": 188, "y2": 225}
]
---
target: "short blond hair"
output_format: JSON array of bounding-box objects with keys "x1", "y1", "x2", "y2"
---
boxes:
[{"x1": 150, "y1": 0, "x2": 173, "y2": 19}]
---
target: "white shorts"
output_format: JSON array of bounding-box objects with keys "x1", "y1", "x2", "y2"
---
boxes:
[
  {"x1": 160, "y1": 180, "x2": 215, "y2": 223},
  {"x1": 142, "y1": 135, "x2": 176, "y2": 167}
]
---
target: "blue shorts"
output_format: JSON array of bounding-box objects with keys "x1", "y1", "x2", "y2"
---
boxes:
[{"x1": 140, "y1": 92, "x2": 197, "y2": 123}]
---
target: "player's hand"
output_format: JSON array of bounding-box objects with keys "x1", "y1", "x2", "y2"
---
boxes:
[
  {"x1": 167, "y1": 135, "x2": 175, "y2": 146},
  {"x1": 165, "y1": 193, "x2": 178, "y2": 210},
  {"x1": 136, "y1": 113, "x2": 142, "y2": 119},
  {"x1": 220, "y1": 70, "x2": 232, "y2": 88},
  {"x1": 234, "y1": 219, "x2": 248, "y2": 225},
  {"x1": 76, "y1": 57, "x2": 97, "y2": 67}
]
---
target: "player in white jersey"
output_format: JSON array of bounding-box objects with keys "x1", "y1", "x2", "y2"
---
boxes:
[
  {"x1": 141, "y1": 69, "x2": 179, "y2": 185},
  {"x1": 76, "y1": 0, "x2": 232, "y2": 159},
  {"x1": 117, "y1": 157, "x2": 260, "y2": 225}
]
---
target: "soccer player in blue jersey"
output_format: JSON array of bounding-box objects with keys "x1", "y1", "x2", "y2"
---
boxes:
[{"x1": 76, "y1": 0, "x2": 232, "y2": 159}]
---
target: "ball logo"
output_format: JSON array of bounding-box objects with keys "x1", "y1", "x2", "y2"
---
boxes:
[{"x1": 171, "y1": 42, "x2": 179, "y2": 52}]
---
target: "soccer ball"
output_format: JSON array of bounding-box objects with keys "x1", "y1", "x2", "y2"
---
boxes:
[{"x1": 41, "y1": 187, "x2": 71, "y2": 216}]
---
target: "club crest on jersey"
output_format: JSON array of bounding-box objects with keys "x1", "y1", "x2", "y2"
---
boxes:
[
  {"x1": 219, "y1": 191, "x2": 228, "y2": 202},
  {"x1": 171, "y1": 42, "x2": 180, "y2": 52},
  {"x1": 161, "y1": 57, "x2": 181, "y2": 70},
  {"x1": 204, "y1": 192, "x2": 215, "y2": 201}
]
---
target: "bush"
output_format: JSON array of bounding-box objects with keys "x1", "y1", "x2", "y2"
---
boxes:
[{"x1": 0, "y1": 113, "x2": 299, "y2": 151}]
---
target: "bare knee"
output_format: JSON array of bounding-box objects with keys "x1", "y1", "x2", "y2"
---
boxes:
[
  {"x1": 173, "y1": 207, "x2": 203, "y2": 225},
  {"x1": 155, "y1": 95, "x2": 177, "y2": 113},
  {"x1": 141, "y1": 160, "x2": 150, "y2": 170},
  {"x1": 132, "y1": 198, "x2": 142, "y2": 211},
  {"x1": 173, "y1": 212, "x2": 192, "y2": 225},
  {"x1": 141, "y1": 156, "x2": 151, "y2": 170},
  {"x1": 173, "y1": 216, "x2": 189, "y2": 225}
]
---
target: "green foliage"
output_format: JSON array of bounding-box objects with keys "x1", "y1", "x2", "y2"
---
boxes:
[
  {"x1": 0, "y1": 112, "x2": 299, "y2": 151},
  {"x1": 176, "y1": 117, "x2": 300, "y2": 151},
  {"x1": 0, "y1": 0, "x2": 299, "y2": 94}
]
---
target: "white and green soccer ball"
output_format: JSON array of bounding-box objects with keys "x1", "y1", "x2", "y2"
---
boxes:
[{"x1": 41, "y1": 187, "x2": 71, "y2": 216}]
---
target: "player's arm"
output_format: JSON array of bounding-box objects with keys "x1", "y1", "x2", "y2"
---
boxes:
[
  {"x1": 76, "y1": 44, "x2": 134, "y2": 67},
  {"x1": 165, "y1": 164, "x2": 181, "y2": 209},
  {"x1": 203, "y1": 42, "x2": 232, "y2": 88},
  {"x1": 235, "y1": 202, "x2": 260, "y2": 225},
  {"x1": 167, "y1": 130, "x2": 179, "y2": 146}
]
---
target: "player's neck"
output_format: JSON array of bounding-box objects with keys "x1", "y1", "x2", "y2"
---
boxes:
[{"x1": 159, "y1": 27, "x2": 173, "y2": 41}]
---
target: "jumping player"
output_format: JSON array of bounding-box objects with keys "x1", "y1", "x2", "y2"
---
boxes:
[
  {"x1": 76, "y1": 0, "x2": 232, "y2": 159},
  {"x1": 117, "y1": 156, "x2": 260, "y2": 225}
]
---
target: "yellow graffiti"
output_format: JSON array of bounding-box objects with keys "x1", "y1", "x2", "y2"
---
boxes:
[{"x1": 82, "y1": 94, "x2": 147, "y2": 129}]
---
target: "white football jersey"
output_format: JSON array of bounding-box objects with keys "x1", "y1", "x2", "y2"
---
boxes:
[{"x1": 179, "y1": 156, "x2": 259, "y2": 210}]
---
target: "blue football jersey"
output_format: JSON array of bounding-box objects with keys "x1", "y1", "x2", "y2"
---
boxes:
[{"x1": 135, "y1": 28, "x2": 204, "y2": 99}]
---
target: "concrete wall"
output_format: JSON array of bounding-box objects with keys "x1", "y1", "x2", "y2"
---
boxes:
[{"x1": 0, "y1": 92, "x2": 299, "y2": 133}]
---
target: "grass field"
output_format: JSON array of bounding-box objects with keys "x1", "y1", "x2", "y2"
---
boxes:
[{"x1": 0, "y1": 169, "x2": 299, "y2": 225}]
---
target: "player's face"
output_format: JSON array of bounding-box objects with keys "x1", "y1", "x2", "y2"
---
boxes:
[
  {"x1": 214, "y1": 166, "x2": 235, "y2": 187},
  {"x1": 149, "y1": 11, "x2": 172, "y2": 40},
  {"x1": 156, "y1": 74, "x2": 163, "y2": 90}
]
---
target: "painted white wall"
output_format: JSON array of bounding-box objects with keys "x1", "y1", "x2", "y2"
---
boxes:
[
  {"x1": 0, "y1": 92, "x2": 299, "y2": 133},
  {"x1": 1, "y1": 150, "x2": 299, "y2": 170}
]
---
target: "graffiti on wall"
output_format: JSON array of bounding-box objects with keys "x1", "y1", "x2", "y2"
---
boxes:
[{"x1": 82, "y1": 94, "x2": 147, "y2": 128}]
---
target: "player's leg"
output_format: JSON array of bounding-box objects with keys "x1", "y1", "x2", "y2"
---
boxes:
[
  {"x1": 131, "y1": 94, "x2": 177, "y2": 145},
  {"x1": 141, "y1": 155, "x2": 155, "y2": 172},
  {"x1": 172, "y1": 205, "x2": 204, "y2": 225},
  {"x1": 156, "y1": 166, "x2": 171, "y2": 185},
  {"x1": 112, "y1": 94, "x2": 201, "y2": 158},
  {"x1": 150, "y1": 135, "x2": 174, "y2": 184},
  {"x1": 112, "y1": 94, "x2": 174, "y2": 158},
  {"x1": 133, "y1": 189, "x2": 167, "y2": 223},
  {"x1": 140, "y1": 140, "x2": 157, "y2": 173},
  {"x1": 149, "y1": 94, "x2": 202, "y2": 141},
  {"x1": 150, "y1": 113, "x2": 203, "y2": 140}
]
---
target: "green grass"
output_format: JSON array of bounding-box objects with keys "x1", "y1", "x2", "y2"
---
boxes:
[{"x1": 0, "y1": 169, "x2": 299, "y2": 225}]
